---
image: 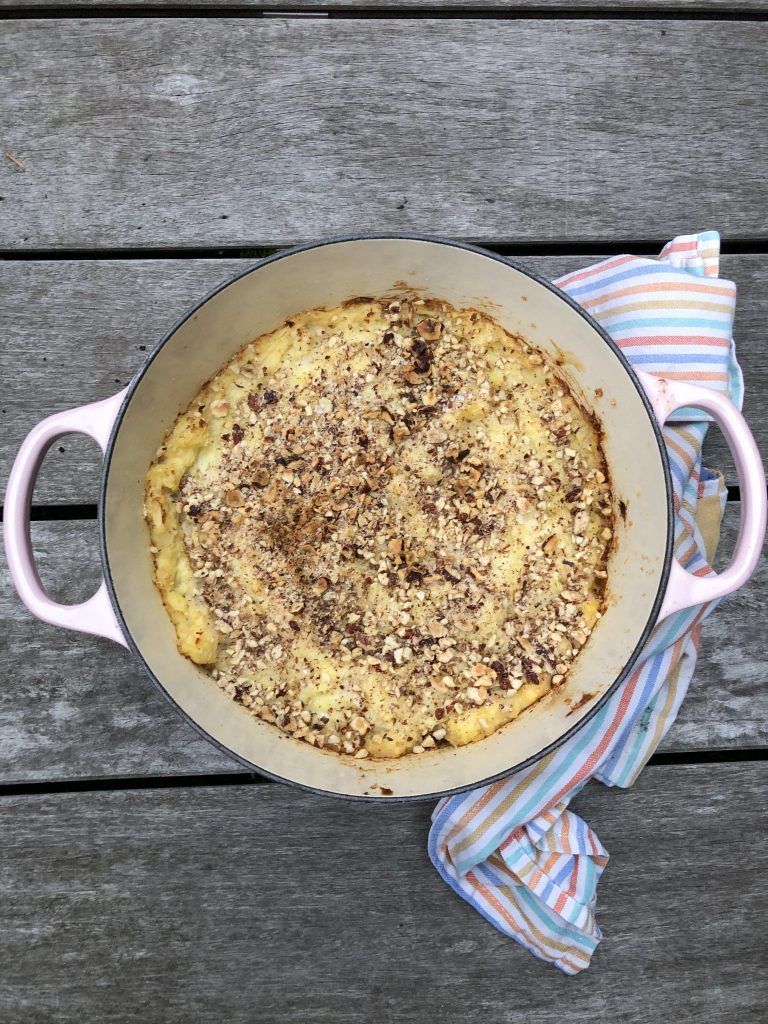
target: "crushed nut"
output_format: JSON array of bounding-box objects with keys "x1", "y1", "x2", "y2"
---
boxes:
[
  {"x1": 415, "y1": 318, "x2": 443, "y2": 341},
  {"x1": 225, "y1": 489, "x2": 245, "y2": 508},
  {"x1": 145, "y1": 294, "x2": 612, "y2": 762}
]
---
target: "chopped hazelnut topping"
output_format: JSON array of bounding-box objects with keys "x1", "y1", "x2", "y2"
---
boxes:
[
  {"x1": 209, "y1": 398, "x2": 229, "y2": 417},
  {"x1": 225, "y1": 489, "x2": 245, "y2": 508},
  {"x1": 542, "y1": 534, "x2": 559, "y2": 554},
  {"x1": 146, "y1": 295, "x2": 613, "y2": 760},
  {"x1": 415, "y1": 318, "x2": 443, "y2": 342}
]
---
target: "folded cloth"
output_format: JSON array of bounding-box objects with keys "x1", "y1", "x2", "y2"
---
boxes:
[{"x1": 428, "y1": 231, "x2": 740, "y2": 975}]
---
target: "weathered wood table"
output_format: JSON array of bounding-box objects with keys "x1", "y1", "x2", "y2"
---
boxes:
[{"x1": 1, "y1": 3, "x2": 767, "y2": 1020}]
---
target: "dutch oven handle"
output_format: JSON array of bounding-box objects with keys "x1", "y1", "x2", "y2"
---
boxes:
[
  {"x1": 3, "y1": 391, "x2": 129, "y2": 646},
  {"x1": 638, "y1": 371, "x2": 767, "y2": 620}
]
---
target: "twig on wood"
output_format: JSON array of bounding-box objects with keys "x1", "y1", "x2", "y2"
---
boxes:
[{"x1": 4, "y1": 151, "x2": 26, "y2": 171}]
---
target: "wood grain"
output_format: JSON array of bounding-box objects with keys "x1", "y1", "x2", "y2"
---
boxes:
[
  {"x1": 1, "y1": 19, "x2": 768, "y2": 248},
  {"x1": 1, "y1": 254, "x2": 764, "y2": 504},
  {"x1": 0, "y1": 763, "x2": 765, "y2": 1023},
  {"x1": 0, "y1": 509, "x2": 764, "y2": 786},
  {"x1": 8, "y1": 0, "x2": 768, "y2": 8}
]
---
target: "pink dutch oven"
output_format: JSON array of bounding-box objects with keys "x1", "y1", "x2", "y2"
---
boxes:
[{"x1": 4, "y1": 238, "x2": 766, "y2": 799}]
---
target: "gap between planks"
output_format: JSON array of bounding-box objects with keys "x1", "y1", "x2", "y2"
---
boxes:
[
  {"x1": 0, "y1": 747, "x2": 765, "y2": 800},
  {"x1": 4, "y1": 239, "x2": 768, "y2": 261}
]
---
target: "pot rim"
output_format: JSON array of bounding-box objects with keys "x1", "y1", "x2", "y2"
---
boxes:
[{"x1": 98, "y1": 233, "x2": 675, "y2": 802}]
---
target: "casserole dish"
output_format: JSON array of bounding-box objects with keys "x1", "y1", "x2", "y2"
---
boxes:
[{"x1": 5, "y1": 236, "x2": 766, "y2": 799}]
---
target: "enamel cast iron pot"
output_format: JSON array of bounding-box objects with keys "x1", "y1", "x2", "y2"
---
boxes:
[{"x1": 5, "y1": 237, "x2": 766, "y2": 800}]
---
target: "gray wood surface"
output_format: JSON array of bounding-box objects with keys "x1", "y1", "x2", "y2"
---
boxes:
[
  {"x1": 0, "y1": 762, "x2": 765, "y2": 1023},
  {"x1": 2, "y1": 19, "x2": 768, "y2": 249},
  {"x1": 8, "y1": 0, "x2": 768, "y2": 8},
  {"x1": 2, "y1": 254, "x2": 764, "y2": 504},
  {"x1": 1, "y1": 5, "x2": 766, "y2": 1017},
  {"x1": 1, "y1": 509, "x2": 764, "y2": 786}
]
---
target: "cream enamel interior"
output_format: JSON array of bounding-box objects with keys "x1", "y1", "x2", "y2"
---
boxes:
[{"x1": 103, "y1": 239, "x2": 670, "y2": 799}]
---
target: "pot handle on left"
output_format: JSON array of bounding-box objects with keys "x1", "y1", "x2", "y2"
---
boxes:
[
  {"x1": 3, "y1": 391, "x2": 129, "y2": 646},
  {"x1": 638, "y1": 371, "x2": 767, "y2": 620}
]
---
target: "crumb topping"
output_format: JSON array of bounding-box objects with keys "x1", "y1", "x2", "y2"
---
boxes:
[{"x1": 145, "y1": 296, "x2": 613, "y2": 758}]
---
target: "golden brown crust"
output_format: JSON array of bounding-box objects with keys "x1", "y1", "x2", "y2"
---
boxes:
[{"x1": 145, "y1": 297, "x2": 613, "y2": 758}]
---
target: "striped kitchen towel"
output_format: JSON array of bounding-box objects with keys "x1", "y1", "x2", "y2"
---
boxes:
[{"x1": 428, "y1": 230, "x2": 740, "y2": 974}]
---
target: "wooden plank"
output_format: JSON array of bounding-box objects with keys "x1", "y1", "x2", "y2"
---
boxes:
[
  {"x1": 1, "y1": 509, "x2": 764, "y2": 786},
  {"x1": 1, "y1": 19, "x2": 768, "y2": 249},
  {"x1": 0, "y1": 519, "x2": 235, "y2": 782},
  {"x1": 8, "y1": 0, "x2": 768, "y2": 8},
  {"x1": 0, "y1": 763, "x2": 765, "y2": 1022},
  {"x1": 1, "y1": 254, "x2": 764, "y2": 503}
]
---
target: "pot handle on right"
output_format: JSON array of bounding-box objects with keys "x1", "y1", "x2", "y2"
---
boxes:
[{"x1": 637, "y1": 371, "x2": 767, "y2": 620}]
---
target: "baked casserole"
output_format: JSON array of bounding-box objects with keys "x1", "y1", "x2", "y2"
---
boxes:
[{"x1": 145, "y1": 296, "x2": 613, "y2": 758}]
